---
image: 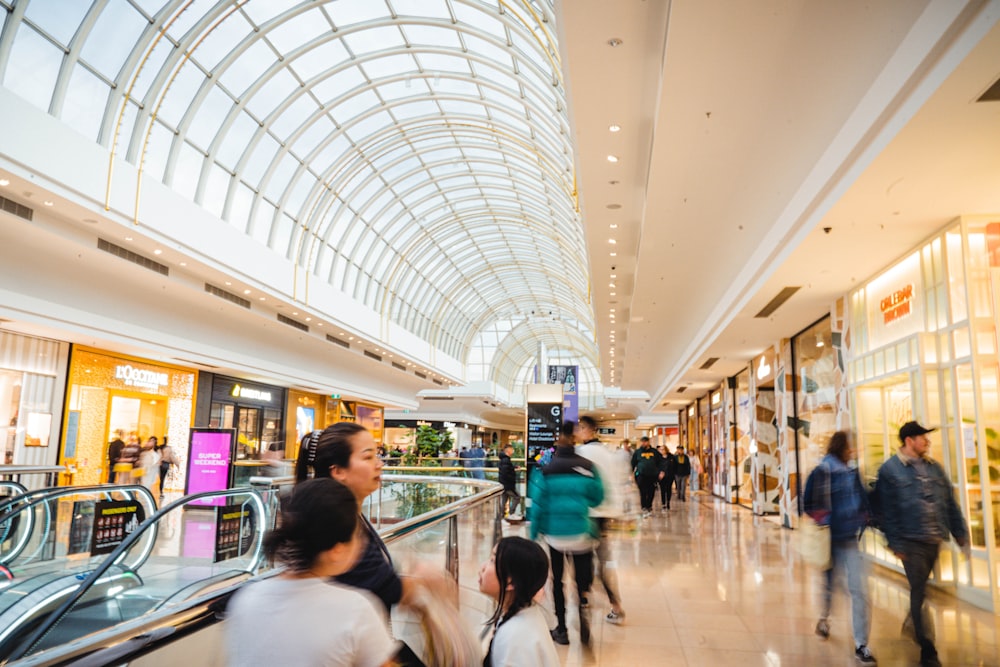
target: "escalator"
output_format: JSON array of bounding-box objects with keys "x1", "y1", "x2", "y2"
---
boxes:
[{"x1": 0, "y1": 488, "x2": 270, "y2": 663}]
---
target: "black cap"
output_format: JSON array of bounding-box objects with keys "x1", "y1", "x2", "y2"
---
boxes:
[{"x1": 899, "y1": 421, "x2": 936, "y2": 442}]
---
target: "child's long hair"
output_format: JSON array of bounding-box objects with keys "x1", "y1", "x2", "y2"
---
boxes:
[
  {"x1": 264, "y1": 478, "x2": 357, "y2": 572},
  {"x1": 486, "y1": 536, "x2": 549, "y2": 628}
]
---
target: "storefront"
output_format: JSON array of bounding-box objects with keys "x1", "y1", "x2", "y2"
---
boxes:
[
  {"x1": 0, "y1": 332, "x2": 68, "y2": 478},
  {"x1": 198, "y1": 374, "x2": 286, "y2": 463},
  {"x1": 751, "y1": 348, "x2": 780, "y2": 514},
  {"x1": 709, "y1": 387, "x2": 726, "y2": 497},
  {"x1": 284, "y1": 390, "x2": 331, "y2": 460},
  {"x1": 731, "y1": 369, "x2": 753, "y2": 509},
  {"x1": 847, "y1": 217, "x2": 1000, "y2": 611},
  {"x1": 61, "y1": 347, "x2": 196, "y2": 488},
  {"x1": 330, "y1": 399, "x2": 384, "y2": 444}
]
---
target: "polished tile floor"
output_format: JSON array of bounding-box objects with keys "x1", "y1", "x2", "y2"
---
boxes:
[{"x1": 498, "y1": 493, "x2": 1000, "y2": 667}]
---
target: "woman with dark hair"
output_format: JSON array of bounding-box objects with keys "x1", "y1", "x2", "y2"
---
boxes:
[
  {"x1": 479, "y1": 536, "x2": 559, "y2": 667},
  {"x1": 226, "y1": 478, "x2": 397, "y2": 667},
  {"x1": 803, "y1": 430, "x2": 876, "y2": 665},
  {"x1": 310, "y1": 422, "x2": 440, "y2": 665}
]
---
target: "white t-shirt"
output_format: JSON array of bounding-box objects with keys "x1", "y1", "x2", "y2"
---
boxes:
[
  {"x1": 226, "y1": 576, "x2": 398, "y2": 667},
  {"x1": 487, "y1": 604, "x2": 560, "y2": 667}
]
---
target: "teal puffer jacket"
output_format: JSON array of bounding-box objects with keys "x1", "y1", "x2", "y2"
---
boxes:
[{"x1": 528, "y1": 447, "x2": 604, "y2": 541}]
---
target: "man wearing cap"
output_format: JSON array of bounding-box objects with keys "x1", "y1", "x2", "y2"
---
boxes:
[{"x1": 874, "y1": 421, "x2": 969, "y2": 667}]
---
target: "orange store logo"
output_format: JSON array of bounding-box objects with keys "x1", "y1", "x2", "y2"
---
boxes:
[{"x1": 880, "y1": 284, "x2": 914, "y2": 325}]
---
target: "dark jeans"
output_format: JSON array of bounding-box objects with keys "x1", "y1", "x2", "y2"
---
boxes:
[
  {"x1": 594, "y1": 517, "x2": 621, "y2": 607},
  {"x1": 675, "y1": 475, "x2": 689, "y2": 501},
  {"x1": 501, "y1": 487, "x2": 520, "y2": 516},
  {"x1": 549, "y1": 545, "x2": 594, "y2": 631},
  {"x1": 637, "y1": 475, "x2": 658, "y2": 512},
  {"x1": 659, "y1": 476, "x2": 674, "y2": 507},
  {"x1": 899, "y1": 540, "x2": 940, "y2": 656}
]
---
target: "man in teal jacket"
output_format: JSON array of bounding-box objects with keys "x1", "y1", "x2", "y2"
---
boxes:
[{"x1": 529, "y1": 420, "x2": 604, "y2": 646}]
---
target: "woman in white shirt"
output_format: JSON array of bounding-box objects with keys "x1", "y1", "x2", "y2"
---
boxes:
[
  {"x1": 479, "y1": 536, "x2": 559, "y2": 667},
  {"x1": 226, "y1": 478, "x2": 397, "y2": 667}
]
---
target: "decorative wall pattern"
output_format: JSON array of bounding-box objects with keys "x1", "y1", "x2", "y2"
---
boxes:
[{"x1": 776, "y1": 338, "x2": 795, "y2": 526}]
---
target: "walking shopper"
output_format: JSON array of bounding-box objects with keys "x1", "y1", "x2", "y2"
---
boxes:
[
  {"x1": 804, "y1": 431, "x2": 876, "y2": 665},
  {"x1": 630, "y1": 436, "x2": 663, "y2": 517},
  {"x1": 497, "y1": 444, "x2": 521, "y2": 518},
  {"x1": 575, "y1": 415, "x2": 627, "y2": 625},
  {"x1": 529, "y1": 420, "x2": 604, "y2": 646},
  {"x1": 674, "y1": 446, "x2": 692, "y2": 501},
  {"x1": 657, "y1": 445, "x2": 676, "y2": 511},
  {"x1": 874, "y1": 421, "x2": 969, "y2": 667}
]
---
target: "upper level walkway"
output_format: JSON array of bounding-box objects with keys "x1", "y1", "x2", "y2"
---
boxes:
[{"x1": 502, "y1": 493, "x2": 998, "y2": 667}]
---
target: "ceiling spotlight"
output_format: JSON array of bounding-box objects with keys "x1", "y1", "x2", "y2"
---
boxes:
[
  {"x1": 610, "y1": 274, "x2": 617, "y2": 278},
  {"x1": 608, "y1": 238, "x2": 616, "y2": 244},
  {"x1": 124, "y1": 236, "x2": 133, "y2": 241},
  {"x1": 607, "y1": 38, "x2": 623, "y2": 47},
  {"x1": 0, "y1": 179, "x2": 9, "y2": 186},
  {"x1": 610, "y1": 223, "x2": 618, "y2": 229},
  {"x1": 179, "y1": 262, "x2": 187, "y2": 266},
  {"x1": 153, "y1": 249, "x2": 162, "y2": 255},
  {"x1": 292, "y1": 312, "x2": 298, "y2": 316},
  {"x1": 243, "y1": 289, "x2": 251, "y2": 295},
  {"x1": 606, "y1": 155, "x2": 619, "y2": 163},
  {"x1": 259, "y1": 297, "x2": 266, "y2": 301},
  {"x1": 609, "y1": 124, "x2": 621, "y2": 132},
  {"x1": 610, "y1": 292, "x2": 616, "y2": 296},
  {"x1": 609, "y1": 283, "x2": 616, "y2": 288},
  {"x1": 43, "y1": 200, "x2": 53, "y2": 207},
  {"x1": 225, "y1": 281, "x2": 232, "y2": 286},
  {"x1": 306, "y1": 317, "x2": 311, "y2": 321},
  {"x1": 610, "y1": 308, "x2": 616, "y2": 312},
  {"x1": 610, "y1": 252, "x2": 617, "y2": 257}
]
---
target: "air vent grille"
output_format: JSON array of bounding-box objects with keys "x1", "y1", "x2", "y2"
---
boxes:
[
  {"x1": 755, "y1": 286, "x2": 801, "y2": 318},
  {"x1": 424, "y1": 396, "x2": 453, "y2": 401},
  {"x1": 392, "y1": 361, "x2": 406, "y2": 371},
  {"x1": 327, "y1": 334, "x2": 349, "y2": 349},
  {"x1": 699, "y1": 357, "x2": 719, "y2": 370},
  {"x1": 0, "y1": 195, "x2": 32, "y2": 221},
  {"x1": 433, "y1": 379, "x2": 444, "y2": 386},
  {"x1": 98, "y1": 238, "x2": 169, "y2": 276},
  {"x1": 173, "y1": 358, "x2": 220, "y2": 369},
  {"x1": 414, "y1": 371, "x2": 427, "y2": 379},
  {"x1": 364, "y1": 350, "x2": 382, "y2": 362},
  {"x1": 204, "y1": 284, "x2": 251, "y2": 309},
  {"x1": 277, "y1": 314, "x2": 308, "y2": 332},
  {"x1": 675, "y1": 386, "x2": 687, "y2": 393}
]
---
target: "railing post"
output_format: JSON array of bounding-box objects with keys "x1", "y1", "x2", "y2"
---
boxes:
[{"x1": 445, "y1": 515, "x2": 459, "y2": 582}]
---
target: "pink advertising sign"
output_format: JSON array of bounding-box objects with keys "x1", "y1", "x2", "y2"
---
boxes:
[{"x1": 186, "y1": 429, "x2": 235, "y2": 506}]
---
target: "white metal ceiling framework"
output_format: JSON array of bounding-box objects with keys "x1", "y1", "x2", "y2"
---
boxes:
[{"x1": 0, "y1": 0, "x2": 601, "y2": 398}]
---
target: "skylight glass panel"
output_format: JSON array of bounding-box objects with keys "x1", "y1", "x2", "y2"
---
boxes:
[
  {"x1": 285, "y1": 171, "x2": 316, "y2": 216},
  {"x1": 360, "y1": 53, "x2": 416, "y2": 81},
  {"x1": 242, "y1": 133, "x2": 282, "y2": 187},
  {"x1": 464, "y1": 34, "x2": 514, "y2": 70},
  {"x1": 378, "y1": 156, "x2": 423, "y2": 183},
  {"x1": 215, "y1": 110, "x2": 259, "y2": 169},
  {"x1": 310, "y1": 134, "x2": 354, "y2": 175},
  {"x1": 475, "y1": 65, "x2": 518, "y2": 92},
  {"x1": 437, "y1": 99, "x2": 490, "y2": 118},
  {"x1": 246, "y1": 67, "x2": 301, "y2": 119},
  {"x1": 126, "y1": 37, "x2": 172, "y2": 103},
  {"x1": 133, "y1": 0, "x2": 169, "y2": 17},
  {"x1": 341, "y1": 26, "x2": 406, "y2": 57},
  {"x1": 24, "y1": 0, "x2": 90, "y2": 46},
  {"x1": 344, "y1": 109, "x2": 395, "y2": 147},
  {"x1": 451, "y1": 4, "x2": 507, "y2": 41},
  {"x1": 481, "y1": 85, "x2": 526, "y2": 115},
  {"x1": 432, "y1": 76, "x2": 480, "y2": 98},
  {"x1": 241, "y1": 0, "x2": 303, "y2": 29},
  {"x1": 338, "y1": 164, "x2": 377, "y2": 199},
  {"x1": 510, "y1": 28, "x2": 544, "y2": 65},
  {"x1": 218, "y1": 40, "x2": 277, "y2": 97},
  {"x1": 349, "y1": 179, "x2": 385, "y2": 214},
  {"x1": 390, "y1": 99, "x2": 441, "y2": 120},
  {"x1": 172, "y1": 141, "x2": 204, "y2": 201},
  {"x1": 192, "y1": 11, "x2": 253, "y2": 73},
  {"x1": 390, "y1": 0, "x2": 452, "y2": 21},
  {"x1": 165, "y1": 0, "x2": 216, "y2": 41},
  {"x1": 265, "y1": 8, "x2": 331, "y2": 56},
  {"x1": 423, "y1": 144, "x2": 466, "y2": 164},
  {"x1": 391, "y1": 220, "x2": 419, "y2": 246},
  {"x1": 289, "y1": 39, "x2": 350, "y2": 81},
  {"x1": 400, "y1": 24, "x2": 463, "y2": 50},
  {"x1": 80, "y1": 3, "x2": 147, "y2": 81},
  {"x1": 263, "y1": 152, "x2": 299, "y2": 202},
  {"x1": 4, "y1": 25, "x2": 60, "y2": 112},
  {"x1": 311, "y1": 67, "x2": 368, "y2": 105},
  {"x1": 329, "y1": 88, "x2": 381, "y2": 125},
  {"x1": 270, "y1": 93, "x2": 319, "y2": 142},
  {"x1": 291, "y1": 114, "x2": 337, "y2": 158},
  {"x1": 62, "y1": 63, "x2": 109, "y2": 142},
  {"x1": 156, "y1": 62, "x2": 208, "y2": 130},
  {"x1": 416, "y1": 53, "x2": 471, "y2": 75}
]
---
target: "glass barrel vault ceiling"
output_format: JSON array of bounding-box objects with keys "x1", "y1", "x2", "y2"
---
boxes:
[{"x1": 0, "y1": 0, "x2": 601, "y2": 398}]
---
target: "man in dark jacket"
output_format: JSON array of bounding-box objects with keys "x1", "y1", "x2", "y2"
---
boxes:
[
  {"x1": 107, "y1": 431, "x2": 125, "y2": 483},
  {"x1": 657, "y1": 445, "x2": 676, "y2": 511},
  {"x1": 674, "y1": 446, "x2": 692, "y2": 501},
  {"x1": 497, "y1": 444, "x2": 520, "y2": 517},
  {"x1": 875, "y1": 421, "x2": 969, "y2": 667},
  {"x1": 630, "y1": 436, "x2": 662, "y2": 517}
]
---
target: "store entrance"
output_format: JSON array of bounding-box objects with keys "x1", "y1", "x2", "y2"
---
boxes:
[
  {"x1": 210, "y1": 402, "x2": 283, "y2": 460},
  {"x1": 107, "y1": 393, "x2": 167, "y2": 464}
]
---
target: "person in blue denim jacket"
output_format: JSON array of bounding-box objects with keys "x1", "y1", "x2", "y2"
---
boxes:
[
  {"x1": 874, "y1": 421, "x2": 969, "y2": 667},
  {"x1": 804, "y1": 431, "x2": 876, "y2": 665}
]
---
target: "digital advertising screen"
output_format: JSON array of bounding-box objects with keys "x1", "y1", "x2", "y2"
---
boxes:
[{"x1": 186, "y1": 429, "x2": 236, "y2": 506}]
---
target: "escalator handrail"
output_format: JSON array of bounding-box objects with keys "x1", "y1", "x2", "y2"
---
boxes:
[
  {"x1": 0, "y1": 482, "x2": 28, "y2": 499},
  {"x1": 0, "y1": 485, "x2": 158, "y2": 567},
  {"x1": 4, "y1": 488, "x2": 268, "y2": 663},
  {"x1": 5, "y1": 477, "x2": 503, "y2": 667}
]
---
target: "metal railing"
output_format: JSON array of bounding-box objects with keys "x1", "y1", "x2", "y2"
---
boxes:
[
  {"x1": 0, "y1": 467, "x2": 65, "y2": 489},
  {"x1": 6, "y1": 477, "x2": 503, "y2": 667}
]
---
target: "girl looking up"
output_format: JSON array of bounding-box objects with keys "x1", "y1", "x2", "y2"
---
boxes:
[{"x1": 479, "y1": 536, "x2": 559, "y2": 667}]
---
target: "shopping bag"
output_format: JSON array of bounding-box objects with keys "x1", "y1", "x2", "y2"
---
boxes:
[{"x1": 795, "y1": 517, "x2": 831, "y2": 569}]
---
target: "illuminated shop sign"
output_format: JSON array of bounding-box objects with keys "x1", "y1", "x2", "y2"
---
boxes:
[
  {"x1": 880, "y1": 284, "x2": 914, "y2": 325},
  {"x1": 231, "y1": 384, "x2": 272, "y2": 402},
  {"x1": 115, "y1": 364, "x2": 168, "y2": 391}
]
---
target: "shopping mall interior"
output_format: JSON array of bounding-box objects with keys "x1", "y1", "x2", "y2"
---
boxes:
[{"x1": 2, "y1": 0, "x2": 1000, "y2": 665}]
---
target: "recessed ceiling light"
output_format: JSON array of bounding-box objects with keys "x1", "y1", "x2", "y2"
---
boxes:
[
  {"x1": 609, "y1": 223, "x2": 618, "y2": 229},
  {"x1": 608, "y1": 238, "x2": 616, "y2": 244},
  {"x1": 609, "y1": 124, "x2": 621, "y2": 132},
  {"x1": 349, "y1": 337, "x2": 354, "y2": 341},
  {"x1": 610, "y1": 274, "x2": 616, "y2": 279},
  {"x1": 153, "y1": 249, "x2": 162, "y2": 255},
  {"x1": 606, "y1": 155, "x2": 618, "y2": 163},
  {"x1": 607, "y1": 38, "x2": 623, "y2": 47},
  {"x1": 43, "y1": 200, "x2": 53, "y2": 207},
  {"x1": 340, "y1": 333, "x2": 346, "y2": 337},
  {"x1": 179, "y1": 261, "x2": 186, "y2": 266},
  {"x1": 610, "y1": 292, "x2": 616, "y2": 296},
  {"x1": 243, "y1": 289, "x2": 251, "y2": 295},
  {"x1": 317, "y1": 323, "x2": 323, "y2": 326},
  {"x1": 225, "y1": 281, "x2": 232, "y2": 286},
  {"x1": 610, "y1": 252, "x2": 617, "y2": 257},
  {"x1": 305, "y1": 317, "x2": 311, "y2": 321},
  {"x1": 259, "y1": 297, "x2": 266, "y2": 301},
  {"x1": 610, "y1": 308, "x2": 616, "y2": 312},
  {"x1": 0, "y1": 179, "x2": 9, "y2": 187},
  {"x1": 125, "y1": 236, "x2": 133, "y2": 241}
]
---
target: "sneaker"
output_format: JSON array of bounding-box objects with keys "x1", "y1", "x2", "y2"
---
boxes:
[
  {"x1": 606, "y1": 609, "x2": 625, "y2": 625},
  {"x1": 855, "y1": 645, "x2": 876, "y2": 665},
  {"x1": 550, "y1": 627, "x2": 569, "y2": 645},
  {"x1": 815, "y1": 618, "x2": 830, "y2": 639}
]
